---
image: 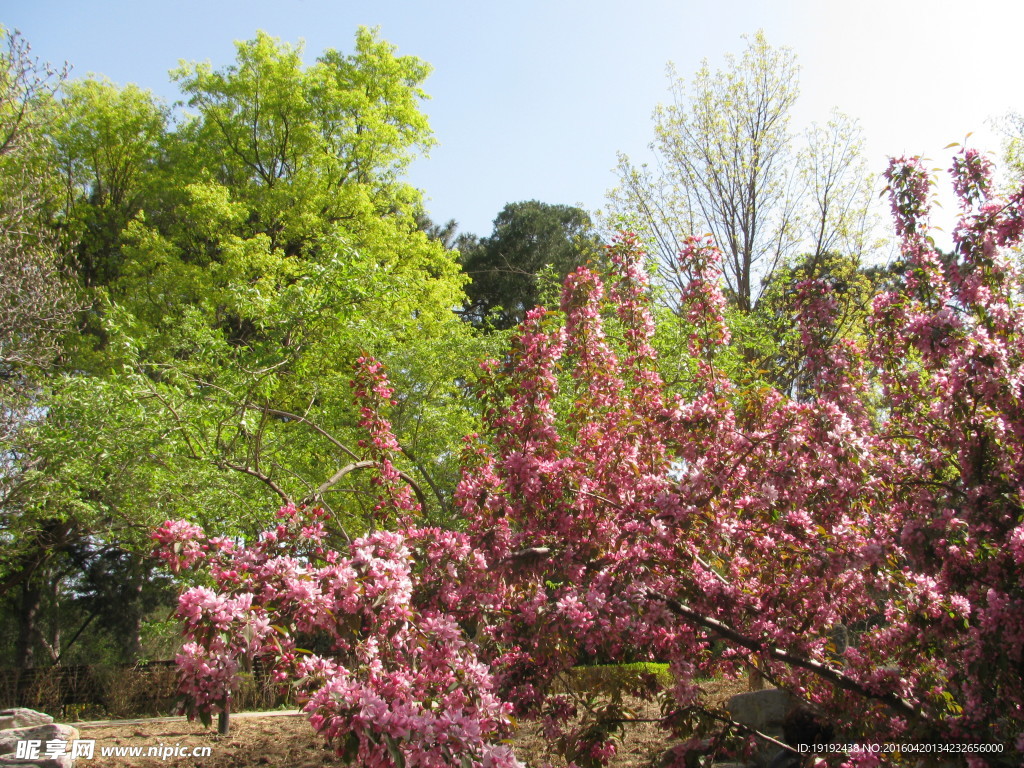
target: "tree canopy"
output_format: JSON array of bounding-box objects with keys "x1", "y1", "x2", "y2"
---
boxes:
[
  {"x1": 609, "y1": 31, "x2": 878, "y2": 314},
  {"x1": 459, "y1": 200, "x2": 603, "y2": 329},
  {"x1": 1, "y1": 27, "x2": 485, "y2": 668}
]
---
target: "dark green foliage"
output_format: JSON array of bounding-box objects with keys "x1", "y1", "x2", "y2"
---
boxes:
[{"x1": 459, "y1": 201, "x2": 603, "y2": 329}]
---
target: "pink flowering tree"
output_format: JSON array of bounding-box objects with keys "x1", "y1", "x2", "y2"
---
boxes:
[
  {"x1": 865, "y1": 149, "x2": 1024, "y2": 749},
  {"x1": 157, "y1": 149, "x2": 1024, "y2": 767},
  {"x1": 456, "y1": 232, "x2": 896, "y2": 764},
  {"x1": 153, "y1": 359, "x2": 521, "y2": 768},
  {"x1": 455, "y1": 152, "x2": 1024, "y2": 765}
]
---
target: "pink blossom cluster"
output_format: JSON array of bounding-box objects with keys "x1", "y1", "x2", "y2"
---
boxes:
[
  {"x1": 950, "y1": 148, "x2": 995, "y2": 209},
  {"x1": 883, "y1": 156, "x2": 932, "y2": 237},
  {"x1": 155, "y1": 505, "x2": 521, "y2": 767},
  {"x1": 155, "y1": 368, "x2": 521, "y2": 767},
  {"x1": 152, "y1": 519, "x2": 207, "y2": 572},
  {"x1": 675, "y1": 235, "x2": 732, "y2": 355},
  {"x1": 351, "y1": 356, "x2": 422, "y2": 523}
]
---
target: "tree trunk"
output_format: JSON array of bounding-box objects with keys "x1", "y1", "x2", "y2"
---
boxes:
[
  {"x1": 119, "y1": 554, "x2": 145, "y2": 662},
  {"x1": 15, "y1": 579, "x2": 41, "y2": 668},
  {"x1": 44, "y1": 572, "x2": 61, "y2": 664}
]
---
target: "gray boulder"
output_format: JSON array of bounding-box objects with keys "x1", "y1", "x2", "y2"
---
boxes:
[
  {"x1": 0, "y1": 713, "x2": 52, "y2": 733},
  {"x1": 726, "y1": 688, "x2": 795, "y2": 733},
  {"x1": 0, "y1": 724, "x2": 79, "y2": 761},
  {"x1": 726, "y1": 689, "x2": 802, "y2": 768}
]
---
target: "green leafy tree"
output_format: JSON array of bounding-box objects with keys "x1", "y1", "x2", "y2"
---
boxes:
[
  {"x1": 54, "y1": 78, "x2": 168, "y2": 287},
  {"x1": 609, "y1": 31, "x2": 878, "y2": 314},
  {"x1": 53, "y1": 28, "x2": 476, "y2": 531},
  {"x1": 459, "y1": 200, "x2": 603, "y2": 329},
  {"x1": 611, "y1": 32, "x2": 884, "y2": 397},
  {"x1": 3, "y1": 28, "x2": 484, "y2": 667},
  {"x1": 169, "y1": 28, "x2": 433, "y2": 257},
  {"x1": 2, "y1": 374, "x2": 187, "y2": 666}
]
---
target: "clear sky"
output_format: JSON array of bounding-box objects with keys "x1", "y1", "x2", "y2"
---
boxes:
[{"x1": 4, "y1": 0, "x2": 1022, "y2": 240}]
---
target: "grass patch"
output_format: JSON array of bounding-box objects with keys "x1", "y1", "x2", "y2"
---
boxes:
[{"x1": 565, "y1": 662, "x2": 672, "y2": 694}]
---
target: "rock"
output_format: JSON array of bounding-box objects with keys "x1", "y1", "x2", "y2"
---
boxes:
[
  {"x1": 0, "y1": 724, "x2": 79, "y2": 758},
  {"x1": 726, "y1": 688, "x2": 796, "y2": 733},
  {"x1": 726, "y1": 689, "x2": 805, "y2": 768},
  {"x1": 0, "y1": 712, "x2": 53, "y2": 732},
  {"x1": 0, "y1": 709, "x2": 78, "y2": 768}
]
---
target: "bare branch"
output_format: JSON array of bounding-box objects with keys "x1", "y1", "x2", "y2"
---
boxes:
[{"x1": 301, "y1": 459, "x2": 429, "y2": 515}]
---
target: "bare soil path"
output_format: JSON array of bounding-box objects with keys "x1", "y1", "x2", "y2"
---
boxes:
[{"x1": 72, "y1": 678, "x2": 748, "y2": 767}]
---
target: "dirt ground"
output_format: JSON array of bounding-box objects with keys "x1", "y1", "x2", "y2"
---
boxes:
[{"x1": 73, "y1": 678, "x2": 748, "y2": 767}]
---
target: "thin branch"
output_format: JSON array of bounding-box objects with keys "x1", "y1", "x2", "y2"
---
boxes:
[
  {"x1": 398, "y1": 442, "x2": 450, "y2": 519},
  {"x1": 218, "y1": 459, "x2": 292, "y2": 506},
  {"x1": 246, "y1": 405, "x2": 360, "y2": 462},
  {"x1": 301, "y1": 459, "x2": 429, "y2": 515}
]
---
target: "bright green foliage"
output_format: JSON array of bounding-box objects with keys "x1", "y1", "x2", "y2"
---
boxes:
[
  {"x1": 52, "y1": 28, "x2": 477, "y2": 533},
  {"x1": 0, "y1": 27, "x2": 84, "y2": 669},
  {"x1": 54, "y1": 78, "x2": 168, "y2": 287},
  {"x1": 169, "y1": 29, "x2": 433, "y2": 255},
  {"x1": 2, "y1": 28, "x2": 484, "y2": 667},
  {"x1": 55, "y1": 79, "x2": 167, "y2": 211},
  {"x1": 609, "y1": 32, "x2": 878, "y2": 315}
]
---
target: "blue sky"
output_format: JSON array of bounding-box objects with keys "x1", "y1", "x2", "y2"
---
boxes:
[{"x1": 5, "y1": 0, "x2": 1022, "y2": 239}]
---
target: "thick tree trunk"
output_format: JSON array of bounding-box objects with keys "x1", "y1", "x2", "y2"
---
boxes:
[{"x1": 15, "y1": 579, "x2": 41, "y2": 669}]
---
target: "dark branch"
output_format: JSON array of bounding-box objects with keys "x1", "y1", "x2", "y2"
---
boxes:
[
  {"x1": 645, "y1": 589, "x2": 923, "y2": 722},
  {"x1": 219, "y1": 460, "x2": 292, "y2": 506}
]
